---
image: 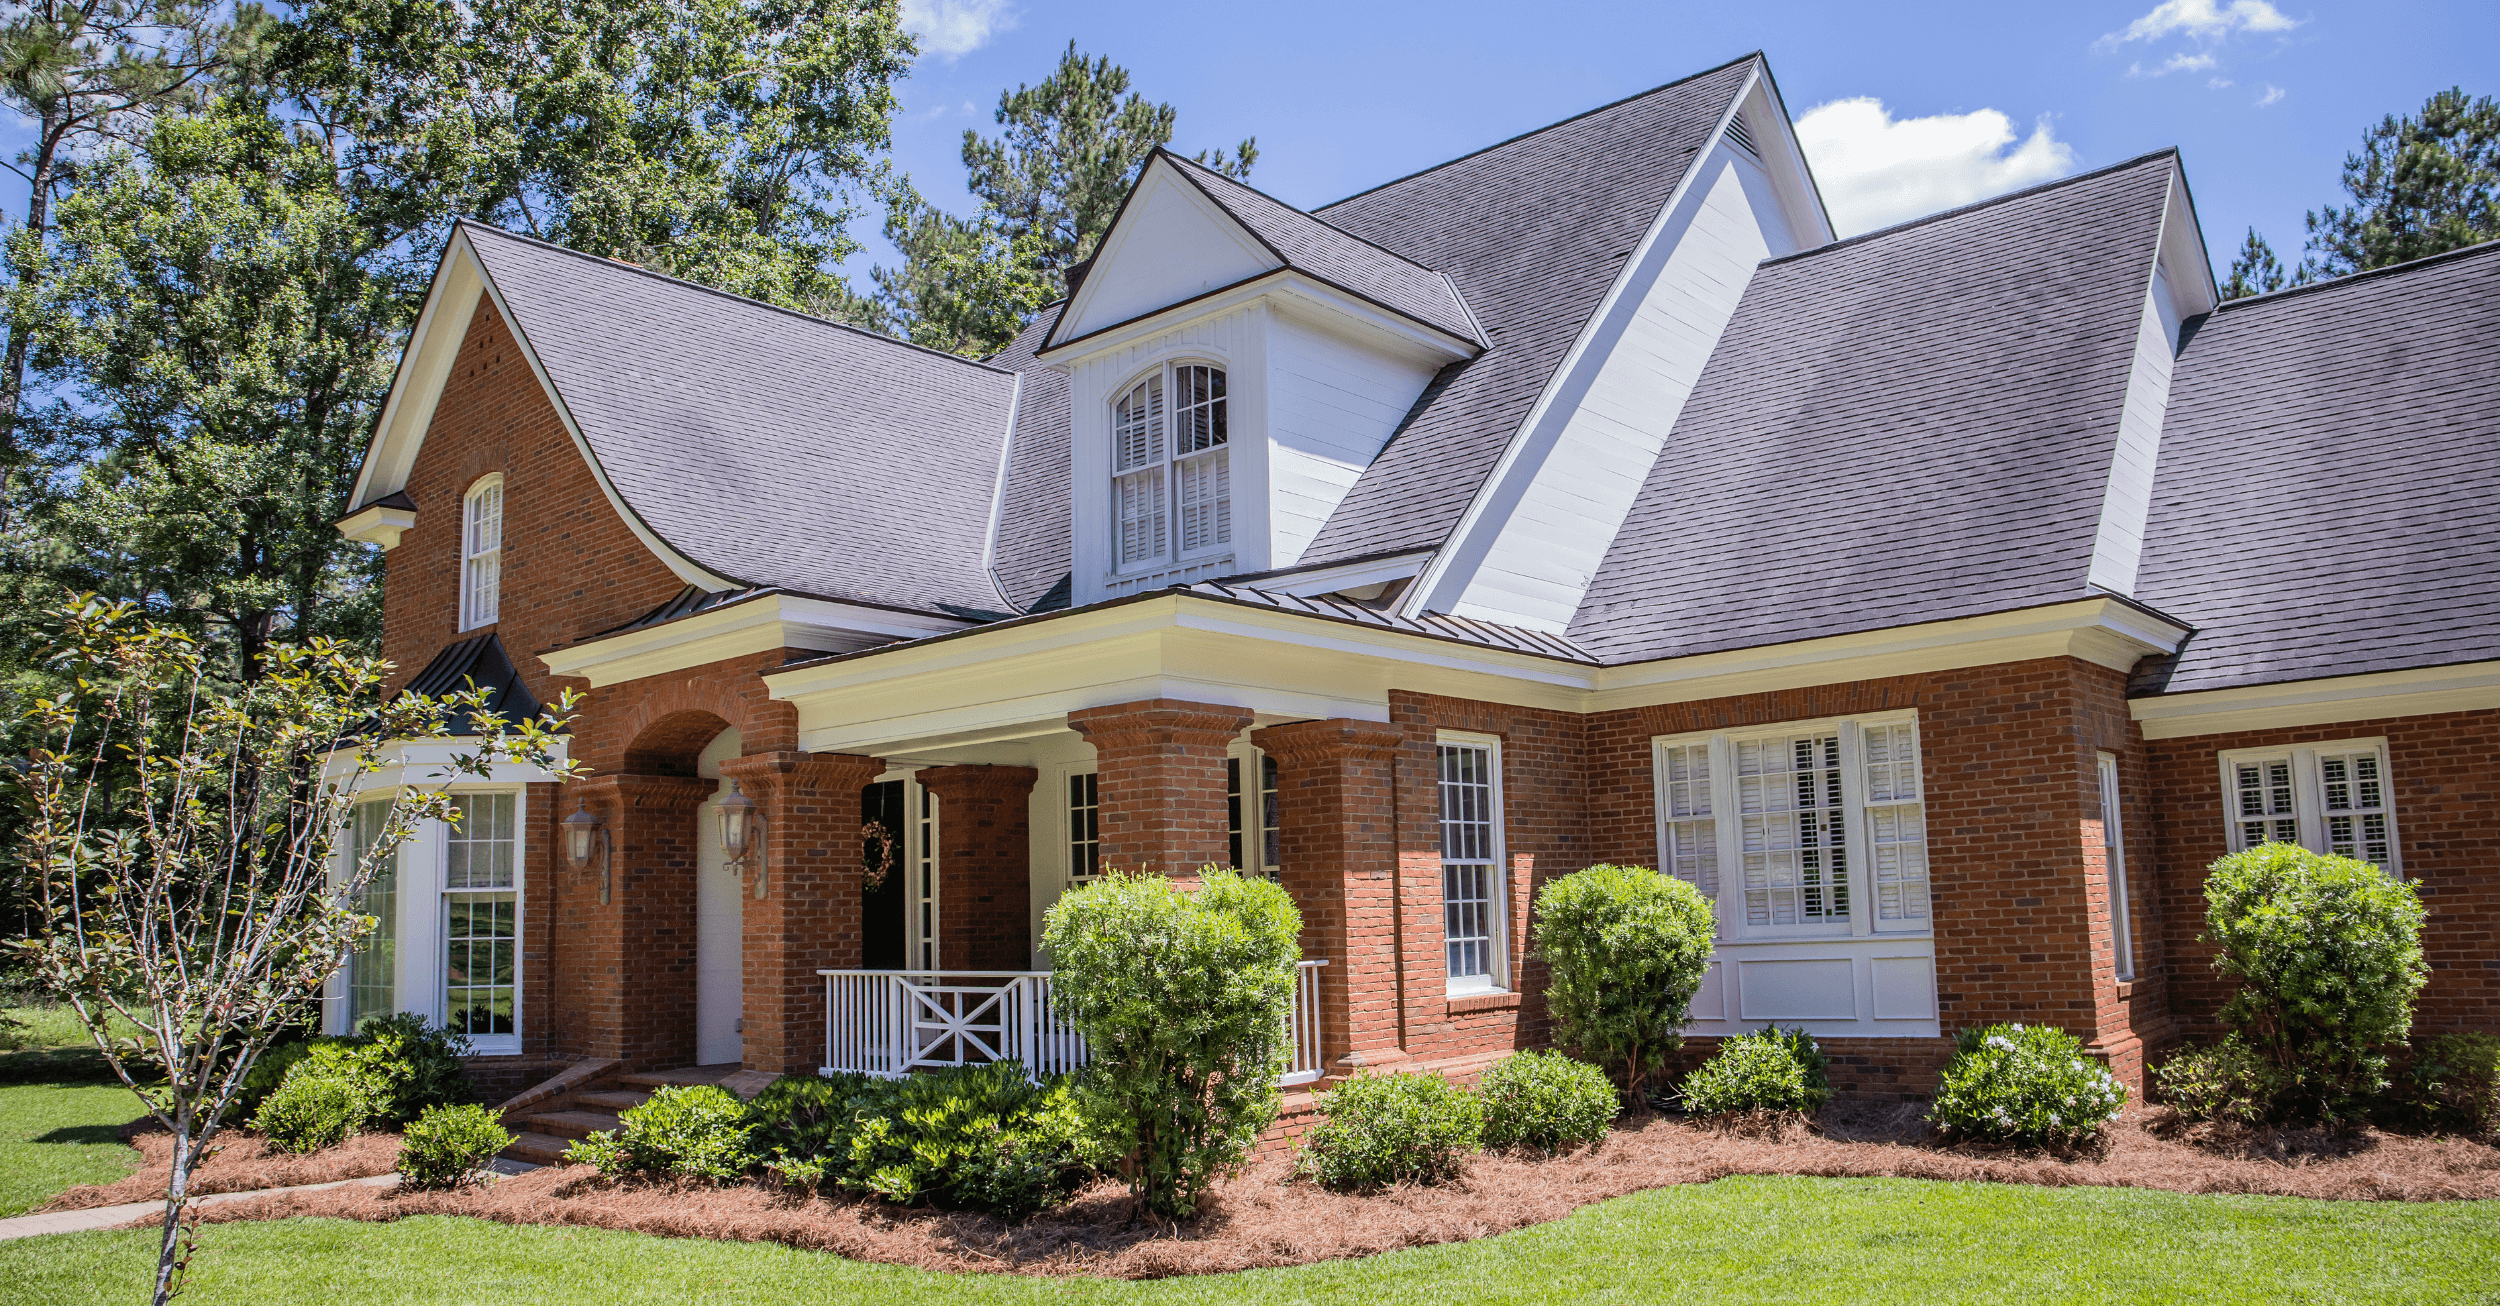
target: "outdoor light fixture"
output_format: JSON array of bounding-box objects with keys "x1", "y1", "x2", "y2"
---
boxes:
[
  {"x1": 564, "y1": 801, "x2": 610, "y2": 904},
  {"x1": 718, "y1": 781, "x2": 765, "y2": 899}
]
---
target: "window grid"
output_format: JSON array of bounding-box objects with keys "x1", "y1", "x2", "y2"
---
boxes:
[
  {"x1": 1113, "y1": 374, "x2": 1167, "y2": 566},
  {"x1": 442, "y1": 792, "x2": 516, "y2": 1039},
  {"x1": 461, "y1": 479, "x2": 502, "y2": 629},
  {"x1": 1224, "y1": 752, "x2": 1284, "y2": 878},
  {"x1": 2219, "y1": 741, "x2": 2402, "y2": 874},
  {"x1": 1437, "y1": 742, "x2": 1500, "y2": 985},
  {"x1": 345, "y1": 800, "x2": 396, "y2": 1027},
  {"x1": 1261, "y1": 754, "x2": 1281, "y2": 873},
  {"x1": 915, "y1": 785, "x2": 939, "y2": 970},
  {"x1": 1736, "y1": 734, "x2": 1849, "y2": 927},
  {"x1": 1111, "y1": 363, "x2": 1228, "y2": 570},
  {"x1": 1659, "y1": 742, "x2": 1718, "y2": 899},
  {"x1": 1067, "y1": 772, "x2": 1100, "y2": 885},
  {"x1": 2318, "y1": 750, "x2": 2394, "y2": 866},
  {"x1": 2098, "y1": 753, "x2": 2137, "y2": 982},
  {"x1": 1862, "y1": 723, "x2": 1928, "y2": 925},
  {"x1": 2233, "y1": 759, "x2": 2300, "y2": 849}
]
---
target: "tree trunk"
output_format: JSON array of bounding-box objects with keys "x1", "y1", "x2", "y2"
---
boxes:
[
  {"x1": 0, "y1": 111, "x2": 63, "y2": 529},
  {"x1": 152, "y1": 1113, "x2": 194, "y2": 1306}
]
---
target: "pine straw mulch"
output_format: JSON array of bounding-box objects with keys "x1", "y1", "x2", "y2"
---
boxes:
[
  {"x1": 136, "y1": 1098, "x2": 2500, "y2": 1279},
  {"x1": 46, "y1": 1120, "x2": 402, "y2": 1211}
]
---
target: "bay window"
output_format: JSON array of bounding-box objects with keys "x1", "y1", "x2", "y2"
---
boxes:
[
  {"x1": 1112, "y1": 363, "x2": 1229, "y2": 571},
  {"x1": 1436, "y1": 733, "x2": 1506, "y2": 993},
  {"x1": 2218, "y1": 738, "x2": 2400, "y2": 871}
]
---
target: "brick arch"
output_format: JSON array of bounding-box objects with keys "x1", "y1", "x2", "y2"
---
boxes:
[
  {"x1": 582, "y1": 650, "x2": 804, "y2": 776},
  {"x1": 621, "y1": 709, "x2": 736, "y2": 776}
]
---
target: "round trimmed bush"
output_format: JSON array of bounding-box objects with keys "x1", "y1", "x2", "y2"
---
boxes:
[
  {"x1": 566, "y1": 1083, "x2": 757, "y2": 1181},
  {"x1": 1479, "y1": 1050, "x2": 1616, "y2": 1152},
  {"x1": 1530, "y1": 864, "x2": 1716, "y2": 1103},
  {"x1": 398, "y1": 1103, "x2": 514, "y2": 1189},
  {"x1": 253, "y1": 1071, "x2": 376, "y2": 1153},
  {"x1": 1930, "y1": 1023, "x2": 2127, "y2": 1148},
  {"x1": 2205, "y1": 843, "x2": 2427, "y2": 1119},
  {"x1": 1296, "y1": 1070, "x2": 1483, "y2": 1191},
  {"x1": 1681, "y1": 1027, "x2": 1831, "y2": 1117}
]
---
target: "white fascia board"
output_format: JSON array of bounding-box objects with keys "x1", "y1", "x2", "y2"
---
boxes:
[
  {"x1": 337, "y1": 502, "x2": 417, "y2": 549},
  {"x1": 1039, "y1": 269, "x2": 1478, "y2": 373},
  {"x1": 1050, "y1": 158, "x2": 1279, "y2": 349},
  {"x1": 980, "y1": 372, "x2": 1024, "y2": 605},
  {"x1": 1743, "y1": 64, "x2": 1839, "y2": 248},
  {"x1": 324, "y1": 738, "x2": 573, "y2": 789},
  {"x1": 2156, "y1": 166, "x2": 2221, "y2": 317},
  {"x1": 2132, "y1": 660, "x2": 2500, "y2": 740},
  {"x1": 347, "y1": 241, "x2": 487, "y2": 510},
  {"x1": 1256, "y1": 550, "x2": 1434, "y2": 598},
  {"x1": 537, "y1": 592, "x2": 970, "y2": 688}
]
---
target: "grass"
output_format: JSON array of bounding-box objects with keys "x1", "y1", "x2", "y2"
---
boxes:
[
  {"x1": 1, "y1": 1176, "x2": 2494, "y2": 1305},
  {"x1": 0, "y1": 1002, "x2": 149, "y2": 1218}
]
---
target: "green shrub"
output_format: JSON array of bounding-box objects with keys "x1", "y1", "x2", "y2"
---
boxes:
[
  {"x1": 1530, "y1": 864, "x2": 1715, "y2": 1103},
  {"x1": 2204, "y1": 843, "x2": 2427, "y2": 1121},
  {"x1": 1296, "y1": 1070, "x2": 1483, "y2": 1191},
  {"x1": 753, "y1": 1063, "x2": 1101, "y2": 1219},
  {"x1": 236, "y1": 1039, "x2": 313, "y2": 1116},
  {"x1": 1042, "y1": 868, "x2": 1300, "y2": 1219},
  {"x1": 2153, "y1": 1037, "x2": 2286, "y2": 1127},
  {"x1": 397, "y1": 1103, "x2": 514, "y2": 1189},
  {"x1": 1479, "y1": 1051, "x2": 1616, "y2": 1153},
  {"x1": 253, "y1": 1070, "x2": 377, "y2": 1153},
  {"x1": 2395, "y1": 1032, "x2": 2500, "y2": 1136},
  {"x1": 1930, "y1": 1023, "x2": 2127, "y2": 1148},
  {"x1": 566, "y1": 1084, "x2": 757, "y2": 1181},
  {"x1": 1681, "y1": 1027, "x2": 1832, "y2": 1117}
]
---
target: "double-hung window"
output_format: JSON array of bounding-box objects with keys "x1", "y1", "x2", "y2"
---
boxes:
[
  {"x1": 2097, "y1": 753, "x2": 2137, "y2": 982},
  {"x1": 1437, "y1": 733, "x2": 1506, "y2": 993},
  {"x1": 443, "y1": 792, "x2": 519, "y2": 1048},
  {"x1": 461, "y1": 474, "x2": 503, "y2": 629},
  {"x1": 1112, "y1": 363, "x2": 1229, "y2": 571},
  {"x1": 1651, "y1": 711, "x2": 1930, "y2": 938},
  {"x1": 2218, "y1": 739, "x2": 2401, "y2": 871},
  {"x1": 1226, "y1": 748, "x2": 1281, "y2": 878}
]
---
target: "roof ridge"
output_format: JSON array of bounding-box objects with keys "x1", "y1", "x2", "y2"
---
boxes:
[
  {"x1": 2210, "y1": 234, "x2": 2500, "y2": 313},
  {"x1": 455, "y1": 218, "x2": 1018, "y2": 377},
  {"x1": 1757, "y1": 148, "x2": 2181, "y2": 268},
  {"x1": 1312, "y1": 52, "x2": 1763, "y2": 213},
  {"x1": 1159, "y1": 150, "x2": 1448, "y2": 273}
]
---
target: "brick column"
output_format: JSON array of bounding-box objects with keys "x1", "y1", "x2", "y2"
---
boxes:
[
  {"x1": 718, "y1": 750, "x2": 885, "y2": 1076},
  {"x1": 554, "y1": 773, "x2": 714, "y2": 1068},
  {"x1": 917, "y1": 765, "x2": 1040, "y2": 970},
  {"x1": 1067, "y1": 698, "x2": 1254, "y2": 880},
  {"x1": 1254, "y1": 719, "x2": 1410, "y2": 1079}
]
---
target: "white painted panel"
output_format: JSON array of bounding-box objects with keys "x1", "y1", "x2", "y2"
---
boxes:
[
  {"x1": 1870, "y1": 955, "x2": 1937, "y2": 1021},
  {"x1": 696, "y1": 728, "x2": 744, "y2": 1067},
  {"x1": 1266, "y1": 311, "x2": 1439, "y2": 568},
  {"x1": 1440, "y1": 147, "x2": 1780, "y2": 633},
  {"x1": 2086, "y1": 285, "x2": 2177, "y2": 596},
  {"x1": 1687, "y1": 958, "x2": 1730, "y2": 1023},
  {"x1": 1736, "y1": 957, "x2": 1857, "y2": 1022},
  {"x1": 1060, "y1": 168, "x2": 1277, "y2": 343}
]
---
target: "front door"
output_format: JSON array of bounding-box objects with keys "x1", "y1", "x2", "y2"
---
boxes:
[
  {"x1": 861, "y1": 780, "x2": 907, "y2": 970},
  {"x1": 695, "y1": 730, "x2": 744, "y2": 1066}
]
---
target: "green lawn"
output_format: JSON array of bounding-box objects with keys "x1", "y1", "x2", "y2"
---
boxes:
[
  {"x1": 0, "y1": 1004, "x2": 148, "y2": 1218},
  {"x1": 2, "y1": 1176, "x2": 2493, "y2": 1305}
]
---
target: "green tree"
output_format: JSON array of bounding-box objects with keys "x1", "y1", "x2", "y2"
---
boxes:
[
  {"x1": 2221, "y1": 226, "x2": 2300, "y2": 300},
  {"x1": 2304, "y1": 87, "x2": 2500, "y2": 277}
]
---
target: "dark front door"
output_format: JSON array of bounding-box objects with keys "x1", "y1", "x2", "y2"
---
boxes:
[{"x1": 861, "y1": 781, "x2": 907, "y2": 970}]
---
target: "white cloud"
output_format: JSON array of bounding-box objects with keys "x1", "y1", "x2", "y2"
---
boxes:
[
  {"x1": 901, "y1": 0, "x2": 1014, "y2": 58},
  {"x1": 2257, "y1": 84, "x2": 2287, "y2": 106},
  {"x1": 2208, "y1": 76, "x2": 2235, "y2": 88},
  {"x1": 2127, "y1": 52, "x2": 2217, "y2": 76},
  {"x1": 2099, "y1": 0, "x2": 2300, "y2": 46},
  {"x1": 1795, "y1": 98, "x2": 2079, "y2": 237}
]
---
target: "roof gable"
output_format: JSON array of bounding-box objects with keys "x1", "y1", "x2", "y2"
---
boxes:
[{"x1": 1046, "y1": 160, "x2": 1280, "y2": 346}]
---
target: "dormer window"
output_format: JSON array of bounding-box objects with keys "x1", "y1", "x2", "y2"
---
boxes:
[
  {"x1": 461, "y1": 474, "x2": 504, "y2": 629},
  {"x1": 1113, "y1": 363, "x2": 1229, "y2": 570}
]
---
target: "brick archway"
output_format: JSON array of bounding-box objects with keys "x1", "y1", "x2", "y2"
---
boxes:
[
  {"x1": 621, "y1": 708, "x2": 736, "y2": 776},
  {"x1": 578, "y1": 650, "x2": 803, "y2": 776}
]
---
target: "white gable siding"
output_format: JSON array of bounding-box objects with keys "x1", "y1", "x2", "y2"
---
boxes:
[
  {"x1": 1265, "y1": 310, "x2": 1441, "y2": 569},
  {"x1": 1059, "y1": 169, "x2": 1278, "y2": 344},
  {"x1": 2087, "y1": 284, "x2": 2180, "y2": 595},
  {"x1": 1429, "y1": 146, "x2": 1792, "y2": 632}
]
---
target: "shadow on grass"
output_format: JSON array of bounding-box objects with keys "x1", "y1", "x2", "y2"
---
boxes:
[
  {"x1": 36, "y1": 1123, "x2": 130, "y2": 1147},
  {"x1": 0, "y1": 1047, "x2": 123, "y2": 1087}
]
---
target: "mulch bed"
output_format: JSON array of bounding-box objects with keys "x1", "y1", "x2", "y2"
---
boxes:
[
  {"x1": 47, "y1": 1121, "x2": 403, "y2": 1211},
  {"x1": 147, "y1": 1099, "x2": 2500, "y2": 1279}
]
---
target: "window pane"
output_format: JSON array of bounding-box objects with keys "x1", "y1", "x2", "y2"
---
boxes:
[
  {"x1": 1068, "y1": 772, "x2": 1099, "y2": 882},
  {"x1": 1174, "y1": 365, "x2": 1227, "y2": 453},
  {"x1": 2317, "y1": 751, "x2": 2395, "y2": 867},
  {"x1": 1176, "y1": 447, "x2": 1230, "y2": 553},
  {"x1": 1863, "y1": 723, "x2": 1925, "y2": 926},
  {"x1": 2233, "y1": 760, "x2": 2299, "y2": 849},
  {"x1": 446, "y1": 793, "x2": 517, "y2": 889},
  {"x1": 444, "y1": 891, "x2": 517, "y2": 1037},
  {"x1": 1261, "y1": 754, "x2": 1281, "y2": 874},
  {"x1": 1437, "y1": 743, "x2": 1498, "y2": 981},
  {"x1": 1735, "y1": 734, "x2": 1849, "y2": 927},
  {"x1": 1116, "y1": 467, "x2": 1167, "y2": 566},
  {"x1": 1114, "y1": 376, "x2": 1165, "y2": 470},
  {"x1": 346, "y1": 801, "x2": 397, "y2": 1027},
  {"x1": 1659, "y1": 743, "x2": 1717, "y2": 899}
]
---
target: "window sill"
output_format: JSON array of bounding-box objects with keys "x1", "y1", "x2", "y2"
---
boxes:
[{"x1": 1444, "y1": 991, "x2": 1519, "y2": 1016}]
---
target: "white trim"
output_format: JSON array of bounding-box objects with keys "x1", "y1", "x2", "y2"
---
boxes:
[
  {"x1": 537, "y1": 592, "x2": 973, "y2": 688},
  {"x1": 2097, "y1": 751, "x2": 2136, "y2": 982},
  {"x1": 1434, "y1": 729, "x2": 1509, "y2": 995},
  {"x1": 2133, "y1": 660, "x2": 2500, "y2": 739},
  {"x1": 337, "y1": 502, "x2": 417, "y2": 550},
  {"x1": 1041, "y1": 266, "x2": 1481, "y2": 370},
  {"x1": 979, "y1": 372, "x2": 1025, "y2": 609},
  {"x1": 1255, "y1": 550, "x2": 1433, "y2": 598}
]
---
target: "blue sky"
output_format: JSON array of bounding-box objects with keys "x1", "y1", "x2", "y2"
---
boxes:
[{"x1": 880, "y1": 0, "x2": 2500, "y2": 281}]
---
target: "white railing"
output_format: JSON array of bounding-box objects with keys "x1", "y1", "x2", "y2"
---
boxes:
[{"x1": 819, "y1": 959, "x2": 1328, "y2": 1086}]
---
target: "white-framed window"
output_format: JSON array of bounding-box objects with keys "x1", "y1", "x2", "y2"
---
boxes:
[
  {"x1": 1066, "y1": 770, "x2": 1100, "y2": 887},
  {"x1": 2097, "y1": 752, "x2": 2136, "y2": 982},
  {"x1": 343, "y1": 799, "x2": 398, "y2": 1028},
  {"x1": 460, "y1": 474, "x2": 504, "y2": 629},
  {"x1": 1226, "y1": 747, "x2": 1281, "y2": 878},
  {"x1": 1112, "y1": 362, "x2": 1228, "y2": 571},
  {"x1": 443, "y1": 791, "x2": 520, "y2": 1050},
  {"x1": 2218, "y1": 738, "x2": 2401, "y2": 872},
  {"x1": 1436, "y1": 733, "x2": 1506, "y2": 994},
  {"x1": 912, "y1": 783, "x2": 940, "y2": 970},
  {"x1": 1651, "y1": 710, "x2": 1930, "y2": 940}
]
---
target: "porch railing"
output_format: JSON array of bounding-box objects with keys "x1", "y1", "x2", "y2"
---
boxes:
[{"x1": 819, "y1": 959, "x2": 1328, "y2": 1086}]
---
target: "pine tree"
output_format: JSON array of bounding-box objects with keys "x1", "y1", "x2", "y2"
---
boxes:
[
  {"x1": 2303, "y1": 87, "x2": 2499, "y2": 277},
  {"x1": 2222, "y1": 227, "x2": 2295, "y2": 300}
]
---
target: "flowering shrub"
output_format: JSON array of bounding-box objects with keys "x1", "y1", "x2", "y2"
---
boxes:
[
  {"x1": 1531, "y1": 865, "x2": 1716, "y2": 1102},
  {"x1": 1930, "y1": 1023, "x2": 2126, "y2": 1148},
  {"x1": 1680, "y1": 1027, "x2": 1831, "y2": 1117},
  {"x1": 566, "y1": 1084, "x2": 757, "y2": 1181},
  {"x1": 1296, "y1": 1071, "x2": 1483, "y2": 1190},
  {"x1": 1479, "y1": 1051, "x2": 1617, "y2": 1153}
]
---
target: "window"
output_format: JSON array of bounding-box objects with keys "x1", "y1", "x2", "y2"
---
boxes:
[
  {"x1": 343, "y1": 800, "x2": 397, "y2": 1028},
  {"x1": 1226, "y1": 751, "x2": 1281, "y2": 878},
  {"x1": 1651, "y1": 712, "x2": 1930, "y2": 939},
  {"x1": 2219, "y1": 739, "x2": 2401, "y2": 872},
  {"x1": 1437, "y1": 735, "x2": 1505, "y2": 993},
  {"x1": 461, "y1": 475, "x2": 504, "y2": 629},
  {"x1": 2098, "y1": 753, "x2": 2136, "y2": 982},
  {"x1": 1067, "y1": 771, "x2": 1100, "y2": 886},
  {"x1": 443, "y1": 792, "x2": 518, "y2": 1042},
  {"x1": 1112, "y1": 363, "x2": 1228, "y2": 570}
]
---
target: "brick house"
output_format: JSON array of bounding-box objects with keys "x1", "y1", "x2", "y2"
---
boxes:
[{"x1": 327, "y1": 52, "x2": 2500, "y2": 1125}]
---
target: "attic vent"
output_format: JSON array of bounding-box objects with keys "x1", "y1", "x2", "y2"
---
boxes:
[{"x1": 1724, "y1": 113, "x2": 1759, "y2": 158}]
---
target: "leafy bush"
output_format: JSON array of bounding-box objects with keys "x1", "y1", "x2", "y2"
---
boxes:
[
  {"x1": 1478, "y1": 1051, "x2": 1616, "y2": 1153},
  {"x1": 752, "y1": 1062, "x2": 1102, "y2": 1219},
  {"x1": 1531, "y1": 864, "x2": 1716, "y2": 1102},
  {"x1": 1681, "y1": 1027, "x2": 1832, "y2": 1117},
  {"x1": 1930, "y1": 1023, "x2": 2127, "y2": 1148},
  {"x1": 1042, "y1": 868, "x2": 1300, "y2": 1219},
  {"x1": 236, "y1": 1039, "x2": 313, "y2": 1116},
  {"x1": 2153, "y1": 1037, "x2": 2287, "y2": 1127},
  {"x1": 566, "y1": 1084, "x2": 757, "y2": 1181},
  {"x1": 398, "y1": 1103, "x2": 514, "y2": 1189},
  {"x1": 2394, "y1": 1032, "x2": 2500, "y2": 1136},
  {"x1": 244, "y1": 1015, "x2": 471, "y2": 1131},
  {"x1": 2204, "y1": 843, "x2": 2427, "y2": 1120},
  {"x1": 253, "y1": 1070, "x2": 377, "y2": 1153},
  {"x1": 1296, "y1": 1070, "x2": 1483, "y2": 1191}
]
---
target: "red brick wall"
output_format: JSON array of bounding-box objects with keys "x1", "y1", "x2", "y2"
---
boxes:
[
  {"x1": 918, "y1": 765, "x2": 1038, "y2": 971},
  {"x1": 1067, "y1": 699, "x2": 1253, "y2": 878},
  {"x1": 2147, "y1": 707, "x2": 2500, "y2": 1040}
]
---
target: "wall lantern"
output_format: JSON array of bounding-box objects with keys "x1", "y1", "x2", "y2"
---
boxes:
[
  {"x1": 564, "y1": 801, "x2": 610, "y2": 904},
  {"x1": 718, "y1": 782, "x2": 766, "y2": 899}
]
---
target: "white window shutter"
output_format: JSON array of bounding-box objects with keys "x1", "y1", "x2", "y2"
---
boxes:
[{"x1": 1659, "y1": 742, "x2": 1717, "y2": 899}]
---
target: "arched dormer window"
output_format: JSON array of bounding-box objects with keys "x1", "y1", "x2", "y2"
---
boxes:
[
  {"x1": 461, "y1": 474, "x2": 504, "y2": 629},
  {"x1": 1112, "y1": 363, "x2": 1228, "y2": 570}
]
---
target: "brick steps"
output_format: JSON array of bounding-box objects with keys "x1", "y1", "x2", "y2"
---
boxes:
[
  {"x1": 494, "y1": 1062, "x2": 747, "y2": 1166},
  {"x1": 523, "y1": 1109, "x2": 625, "y2": 1140},
  {"x1": 503, "y1": 1131, "x2": 575, "y2": 1166},
  {"x1": 571, "y1": 1089, "x2": 653, "y2": 1113}
]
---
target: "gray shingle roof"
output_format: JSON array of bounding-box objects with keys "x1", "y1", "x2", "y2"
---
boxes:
[
  {"x1": 985, "y1": 313, "x2": 1072, "y2": 611},
  {"x1": 2135, "y1": 238, "x2": 2500, "y2": 695},
  {"x1": 1567, "y1": 153, "x2": 2179, "y2": 664},
  {"x1": 462, "y1": 223, "x2": 1016, "y2": 615},
  {"x1": 1184, "y1": 581, "x2": 1596, "y2": 661},
  {"x1": 1295, "y1": 55, "x2": 1761, "y2": 565}
]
